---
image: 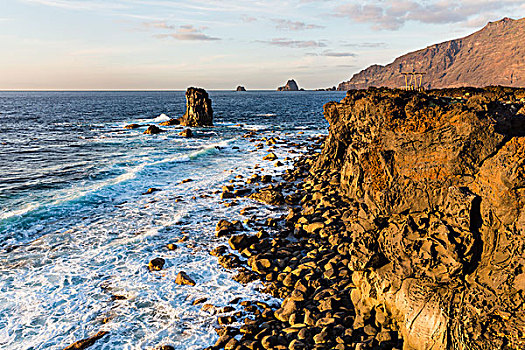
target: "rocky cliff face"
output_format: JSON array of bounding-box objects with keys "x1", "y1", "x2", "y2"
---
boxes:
[
  {"x1": 278, "y1": 79, "x2": 300, "y2": 91},
  {"x1": 178, "y1": 87, "x2": 213, "y2": 127},
  {"x1": 338, "y1": 17, "x2": 525, "y2": 90},
  {"x1": 316, "y1": 87, "x2": 525, "y2": 349}
]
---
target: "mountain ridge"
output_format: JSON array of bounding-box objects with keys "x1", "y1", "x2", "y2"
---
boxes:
[{"x1": 338, "y1": 17, "x2": 525, "y2": 90}]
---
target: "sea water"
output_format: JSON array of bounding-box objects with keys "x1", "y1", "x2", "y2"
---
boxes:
[{"x1": 0, "y1": 91, "x2": 345, "y2": 349}]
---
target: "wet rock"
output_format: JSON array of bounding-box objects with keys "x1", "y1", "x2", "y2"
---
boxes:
[
  {"x1": 166, "y1": 243, "x2": 177, "y2": 250},
  {"x1": 263, "y1": 153, "x2": 278, "y2": 161},
  {"x1": 249, "y1": 188, "x2": 284, "y2": 206},
  {"x1": 210, "y1": 245, "x2": 228, "y2": 257},
  {"x1": 63, "y1": 331, "x2": 109, "y2": 350},
  {"x1": 175, "y1": 271, "x2": 196, "y2": 286},
  {"x1": 193, "y1": 297, "x2": 208, "y2": 306},
  {"x1": 143, "y1": 188, "x2": 160, "y2": 195},
  {"x1": 148, "y1": 258, "x2": 165, "y2": 271},
  {"x1": 178, "y1": 87, "x2": 213, "y2": 127},
  {"x1": 143, "y1": 125, "x2": 163, "y2": 134},
  {"x1": 124, "y1": 124, "x2": 141, "y2": 129},
  {"x1": 178, "y1": 128, "x2": 193, "y2": 137},
  {"x1": 216, "y1": 219, "x2": 244, "y2": 237},
  {"x1": 156, "y1": 346, "x2": 175, "y2": 350},
  {"x1": 159, "y1": 119, "x2": 179, "y2": 126}
]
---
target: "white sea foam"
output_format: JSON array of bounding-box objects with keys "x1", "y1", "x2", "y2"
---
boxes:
[{"x1": 0, "y1": 126, "x2": 307, "y2": 349}]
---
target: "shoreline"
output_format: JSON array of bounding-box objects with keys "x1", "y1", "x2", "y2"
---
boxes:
[
  {"x1": 204, "y1": 134, "x2": 403, "y2": 350},
  {"x1": 204, "y1": 87, "x2": 525, "y2": 350}
]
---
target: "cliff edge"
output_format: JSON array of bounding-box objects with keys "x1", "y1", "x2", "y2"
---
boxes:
[{"x1": 315, "y1": 87, "x2": 525, "y2": 349}]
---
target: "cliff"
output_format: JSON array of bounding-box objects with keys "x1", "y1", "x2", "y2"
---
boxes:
[
  {"x1": 338, "y1": 17, "x2": 525, "y2": 90},
  {"x1": 315, "y1": 87, "x2": 525, "y2": 349}
]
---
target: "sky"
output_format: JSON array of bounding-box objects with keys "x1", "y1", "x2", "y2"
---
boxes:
[{"x1": 0, "y1": 0, "x2": 524, "y2": 90}]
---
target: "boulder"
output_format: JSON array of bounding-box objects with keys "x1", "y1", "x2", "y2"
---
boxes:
[
  {"x1": 236, "y1": 86, "x2": 246, "y2": 92},
  {"x1": 178, "y1": 87, "x2": 213, "y2": 127},
  {"x1": 143, "y1": 125, "x2": 163, "y2": 134},
  {"x1": 178, "y1": 128, "x2": 193, "y2": 137},
  {"x1": 175, "y1": 271, "x2": 196, "y2": 286},
  {"x1": 148, "y1": 258, "x2": 165, "y2": 271},
  {"x1": 124, "y1": 124, "x2": 141, "y2": 129},
  {"x1": 63, "y1": 331, "x2": 109, "y2": 350}
]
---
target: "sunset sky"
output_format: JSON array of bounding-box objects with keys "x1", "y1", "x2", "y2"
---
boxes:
[{"x1": 1, "y1": 0, "x2": 524, "y2": 90}]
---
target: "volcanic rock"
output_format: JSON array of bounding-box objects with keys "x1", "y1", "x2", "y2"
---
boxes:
[
  {"x1": 178, "y1": 87, "x2": 213, "y2": 127},
  {"x1": 63, "y1": 331, "x2": 109, "y2": 350},
  {"x1": 178, "y1": 128, "x2": 193, "y2": 137},
  {"x1": 278, "y1": 79, "x2": 300, "y2": 91},
  {"x1": 159, "y1": 119, "x2": 180, "y2": 126},
  {"x1": 143, "y1": 125, "x2": 163, "y2": 134},
  {"x1": 148, "y1": 258, "x2": 165, "y2": 271},
  {"x1": 315, "y1": 87, "x2": 525, "y2": 349},
  {"x1": 175, "y1": 271, "x2": 196, "y2": 286},
  {"x1": 124, "y1": 124, "x2": 141, "y2": 129}
]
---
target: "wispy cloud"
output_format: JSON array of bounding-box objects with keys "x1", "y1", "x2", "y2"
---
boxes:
[
  {"x1": 241, "y1": 15, "x2": 257, "y2": 23},
  {"x1": 258, "y1": 38, "x2": 327, "y2": 48},
  {"x1": 342, "y1": 42, "x2": 387, "y2": 48},
  {"x1": 22, "y1": 0, "x2": 128, "y2": 10},
  {"x1": 334, "y1": 0, "x2": 524, "y2": 30},
  {"x1": 307, "y1": 50, "x2": 356, "y2": 57},
  {"x1": 142, "y1": 21, "x2": 174, "y2": 30},
  {"x1": 155, "y1": 25, "x2": 220, "y2": 41},
  {"x1": 272, "y1": 19, "x2": 324, "y2": 31}
]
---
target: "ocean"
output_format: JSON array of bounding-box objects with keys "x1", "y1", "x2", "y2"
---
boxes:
[{"x1": 0, "y1": 90, "x2": 345, "y2": 349}]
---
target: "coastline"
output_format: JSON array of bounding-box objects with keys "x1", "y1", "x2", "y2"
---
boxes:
[{"x1": 204, "y1": 87, "x2": 525, "y2": 350}]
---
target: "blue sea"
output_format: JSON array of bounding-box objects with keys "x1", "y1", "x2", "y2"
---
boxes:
[{"x1": 0, "y1": 91, "x2": 344, "y2": 349}]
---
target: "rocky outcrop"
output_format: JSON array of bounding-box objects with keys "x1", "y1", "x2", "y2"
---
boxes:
[
  {"x1": 278, "y1": 79, "x2": 300, "y2": 91},
  {"x1": 143, "y1": 125, "x2": 163, "y2": 134},
  {"x1": 236, "y1": 86, "x2": 246, "y2": 92},
  {"x1": 315, "y1": 87, "x2": 525, "y2": 349},
  {"x1": 63, "y1": 331, "x2": 109, "y2": 350},
  {"x1": 338, "y1": 17, "x2": 525, "y2": 90},
  {"x1": 178, "y1": 87, "x2": 213, "y2": 127}
]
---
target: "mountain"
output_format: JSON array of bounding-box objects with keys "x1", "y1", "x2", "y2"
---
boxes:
[{"x1": 338, "y1": 17, "x2": 525, "y2": 90}]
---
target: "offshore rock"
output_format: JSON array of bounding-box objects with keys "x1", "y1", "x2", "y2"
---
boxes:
[
  {"x1": 143, "y1": 125, "x2": 163, "y2": 135},
  {"x1": 316, "y1": 87, "x2": 525, "y2": 349},
  {"x1": 236, "y1": 86, "x2": 246, "y2": 92},
  {"x1": 175, "y1": 271, "x2": 196, "y2": 286},
  {"x1": 159, "y1": 119, "x2": 179, "y2": 126},
  {"x1": 178, "y1": 87, "x2": 213, "y2": 127},
  {"x1": 63, "y1": 331, "x2": 109, "y2": 350},
  {"x1": 277, "y1": 79, "x2": 299, "y2": 91}
]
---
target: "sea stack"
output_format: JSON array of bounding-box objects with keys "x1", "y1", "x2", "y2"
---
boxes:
[
  {"x1": 178, "y1": 87, "x2": 213, "y2": 127},
  {"x1": 277, "y1": 79, "x2": 299, "y2": 91},
  {"x1": 236, "y1": 86, "x2": 246, "y2": 92}
]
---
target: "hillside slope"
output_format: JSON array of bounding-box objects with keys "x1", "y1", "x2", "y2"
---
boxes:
[{"x1": 338, "y1": 17, "x2": 525, "y2": 90}]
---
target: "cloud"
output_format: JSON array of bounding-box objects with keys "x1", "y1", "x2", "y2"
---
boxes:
[
  {"x1": 342, "y1": 42, "x2": 387, "y2": 48},
  {"x1": 307, "y1": 50, "x2": 356, "y2": 57},
  {"x1": 334, "y1": 0, "x2": 524, "y2": 30},
  {"x1": 142, "y1": 21, "x2": 174, "y2": 30},
  {"x1": 22, "y1": 0, "x2": 127, "y2": 10},
  {"x1": 241, "y1": 15, "x2": 257, "y2": 23},
  {"x1": 323, "y1": 51, "x2": 356, "y2": 57},
  {"x1": 272, "y1": 19, "x2": 324, "y2": 31},
  {"x1": 155, "y1": 25, "x2": 220, "y2": 41},
  {"x1": 258, "y1": 38, "x2": 327, "y2": 48}
]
